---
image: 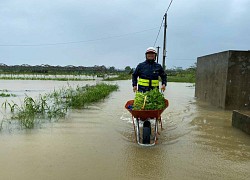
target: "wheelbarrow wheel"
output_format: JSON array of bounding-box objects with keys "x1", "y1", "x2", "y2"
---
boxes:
[
  {"x1": 143, "y1": 121, "x2": 151, "y2": 144},
  {"x1": 143, "y1": 127, "x2": 151, "y2": 144}
]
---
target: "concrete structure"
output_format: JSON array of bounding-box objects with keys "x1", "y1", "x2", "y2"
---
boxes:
[
  {"x1": 195, "y1": 50, "x2": 250, "y2": 110},
  {"x1": 232, "y1": 111, "x2": 250, "y2": 135}
]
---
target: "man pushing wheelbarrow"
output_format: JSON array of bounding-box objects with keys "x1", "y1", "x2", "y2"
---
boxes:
[
  {"x1": 125, "y1": 47, "x2": 169, "y2": 146},
  {"x1": 132, "y1": 47, "x2": 167, "y2": 93}
]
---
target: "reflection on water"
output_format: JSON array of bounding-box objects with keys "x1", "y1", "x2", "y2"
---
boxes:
[{"x1": 0, "y1": 80, "x2": 250, "y2": 180}]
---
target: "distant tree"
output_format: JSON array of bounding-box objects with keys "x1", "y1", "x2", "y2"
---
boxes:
[
  {"x1": 186, "y1": 63, "x2": 196, "y2": 73},
  {"x1": 108, "y1": 66, "x2": 116, "y2": 72},
  {"x1": 124, "y1": 66, "x2": 131, "y2": 72},
  {"x1": 188, "y1": 63, "x2": 197, "y2": 70}
]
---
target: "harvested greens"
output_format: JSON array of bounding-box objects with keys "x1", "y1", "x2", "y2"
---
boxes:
[{"x1": 133, "y1": 88, "x2": 166, "y2": 110}]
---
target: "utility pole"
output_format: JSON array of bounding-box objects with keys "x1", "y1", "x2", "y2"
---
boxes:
[
  {"x1": 156, "y1": 46, "x2": 160, "y2": 63},
  {"x1": 162, "y1": 13, "x2": 167, "y2": 71}
]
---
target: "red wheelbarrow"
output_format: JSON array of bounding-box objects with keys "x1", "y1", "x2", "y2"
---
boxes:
[{"x1": 125, "y1": 99, "x2": 169, "y2": 146}]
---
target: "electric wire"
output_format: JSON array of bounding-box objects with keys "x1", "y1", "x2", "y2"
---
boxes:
[
  {"x1": 153, "y1": 16, "x2": 165, "y2": 47},
  {"x1": 166, "y1": 0, "x2": 174, "y2": 14},
  {"x1": 153, "y1": 0, "x2": 174, "y2": 47},
  {"x1": 166, "y1": 58, "x2": 195, "y2": 61},
  {"x1": 0, "y1": 27, "x2": 158, "y2": 47},
  {"x1": 1, "y1": 1, "x2": 174, "y2": 48}
]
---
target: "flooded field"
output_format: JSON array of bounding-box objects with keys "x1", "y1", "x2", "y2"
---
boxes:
[{"x1": 0, "y1": 80, "x2": 249, "y2": 180}]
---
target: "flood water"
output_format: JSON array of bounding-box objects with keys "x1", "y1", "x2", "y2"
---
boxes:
[{"x1": 0, "y1": 80, "x2": 249, "y2": 180}]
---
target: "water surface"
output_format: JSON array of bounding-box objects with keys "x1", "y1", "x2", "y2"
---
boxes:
[{"x1": 0, "y1": 80, "x2": 249, "y2": 180}]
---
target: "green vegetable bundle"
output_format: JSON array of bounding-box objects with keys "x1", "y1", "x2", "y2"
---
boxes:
[{"x1": 133, "y1": 88, "x2": 166, "y2": 110}]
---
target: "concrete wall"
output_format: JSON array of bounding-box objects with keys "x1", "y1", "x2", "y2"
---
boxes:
[
  {"x1": 195, "y1": 50, "x2": 250, "y2": 110},
  {"x1": 232, "y1": 111, "x2": 250, "y2": 135},
  {"x1": 195, "y1": 51, "x2": 228, "y2": 109},
  {"x1": 226, "y1": 51, "x2": 250, "y2": 109}
]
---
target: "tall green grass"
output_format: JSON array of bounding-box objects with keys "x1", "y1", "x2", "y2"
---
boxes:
[
  {"x1": 68, "y1": 84, "x2": 118, "y2": 108},
  {"x1": 0, "y1": 93, "x2": 16, "y2": 97},
  {"x1": 1, "y1": 83, "x2": 118, "y2": 129},
  {"x1": 0, "y1": 89, "x2": 16, "y2": 97}
]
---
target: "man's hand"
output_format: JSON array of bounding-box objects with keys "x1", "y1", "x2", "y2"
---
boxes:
[
  {"x1": 133, "y1": 86, "x2": 137, "y2": 92},
  {"x1": 161, "y1": 84, "x2": 166, "y2": 92}
]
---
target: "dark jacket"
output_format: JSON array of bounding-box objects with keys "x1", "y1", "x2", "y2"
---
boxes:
[{"x1": 132, "y1": 60, "x2": 167, "y2": 92}]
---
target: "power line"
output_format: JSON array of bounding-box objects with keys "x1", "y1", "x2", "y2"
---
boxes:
[
  {"x1": 162, "y1": 0, "x2": 174, "y2": 70},
  {"x1": 153, "y1": 0, "x2": 174, "y2": 47},
  {"x1": 166, "y1": 0, "x2": 174, "y2": 14},
  {"x1": 166, "y1": 58, "x2": 195, "y2": 61},
  {"x1": 0, "y1": 27, "x2": 158, "y2": 47},
  {"x1": 153, "y1": 16, "x2": 164, "y2": 46}
]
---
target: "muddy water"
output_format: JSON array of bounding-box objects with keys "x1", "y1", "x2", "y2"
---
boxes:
[{"x1": 0, "y1": 80, "x2": 249, "y2": 180}]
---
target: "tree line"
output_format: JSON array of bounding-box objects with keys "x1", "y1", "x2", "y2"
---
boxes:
[
  {"x1": 0, "y1": 63, "x2": 197, "y2": 83},
  {"x1": 0, "y1": 63, "x2": 119, "y2": 74}
]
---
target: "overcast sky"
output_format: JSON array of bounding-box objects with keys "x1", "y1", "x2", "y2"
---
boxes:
[{"x1": 0, "y1": 0, "x2": 249, "y2": 69}]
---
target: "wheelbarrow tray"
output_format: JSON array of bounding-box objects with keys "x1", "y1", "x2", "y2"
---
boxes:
[{"x1": 125, "y1": 99, "x2": 169, "y2": 120}]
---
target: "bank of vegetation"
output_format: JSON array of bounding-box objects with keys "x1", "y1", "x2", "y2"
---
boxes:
[
  {"x1": 0, "y1": 75, "x2": 95, "y2": 81},
  {"x1": 103, "y1": 65, "x2": 196, "y2": 83},
  {"x1": 0, "y1": 64, "x2": 196, "y2": 83},
  {"x1": 167, "y1": 66, "x2": 196, "y2": 83},
  {"x1": 1, "y1": 83, "x2": 118, "y2": 129}
]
